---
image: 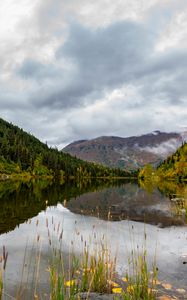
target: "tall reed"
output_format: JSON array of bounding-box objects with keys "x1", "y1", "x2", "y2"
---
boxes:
[
  {"x1": 0, "y1": 217, "x2": 158, "y2": 300},
  {"x1": 0, "y1": 245, "x2": 8, "y2": 300},
  {"x1": 49, "y1": 237, "x2": 117, "y2": 299},
  {"x1": 0, "y1": 271, "x2": 2, "y2": 300}
]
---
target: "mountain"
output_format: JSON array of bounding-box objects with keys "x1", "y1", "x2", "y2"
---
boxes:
[
  {"x1": 0, "y1": 117, "x2": 129, "y2": 178},
  {"x1": 63, "y1": 131, "x2": 187, "y2": 170}
]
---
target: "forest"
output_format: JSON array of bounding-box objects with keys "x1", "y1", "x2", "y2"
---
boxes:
[
  {"x1": 139, "y1": 142, "x2": 187, "y2": 180},
  {"x1": 0, "y1": 118, "x2": 132, "y2": 179}
]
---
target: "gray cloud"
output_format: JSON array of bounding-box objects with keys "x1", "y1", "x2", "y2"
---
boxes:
[
  {"x1": 138, "y1": 50, "x2": 187, "y2": 104},
  {"x1": 22, "y1": 20, "x2": 154, "y2": 110},
  {"x1": 18, "y1": 19, "x2": 187, "y2": 111},
  {"x1": 58, "y1": 20, "x2": 153, "y2": 87},
  {"x1": 17, "y1": 59, "x2": 60, "y2": 80}
]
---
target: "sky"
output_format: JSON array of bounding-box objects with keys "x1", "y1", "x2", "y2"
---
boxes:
[{"x1": 0, "y1": 0, "x2": 187, "y2": 148}]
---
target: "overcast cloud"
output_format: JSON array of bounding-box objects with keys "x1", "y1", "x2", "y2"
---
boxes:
[{"x1": 0, "y1": 0, "x2": 187, "y2": 148}]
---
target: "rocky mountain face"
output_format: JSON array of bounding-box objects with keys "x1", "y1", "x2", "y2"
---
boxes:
[{"x1": 63, "y1": 131, "x2": 187, "y2": 170}]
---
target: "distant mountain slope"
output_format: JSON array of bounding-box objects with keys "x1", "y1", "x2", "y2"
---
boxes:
[
  {"x1": 0, "y1": 117, "x2": 129, "y2": 178},
  {"x1": 63, "y1": 131, "x2": 186, "y2": 170}
]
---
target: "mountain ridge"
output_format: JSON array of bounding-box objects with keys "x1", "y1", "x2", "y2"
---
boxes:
[{"x1": 63, "y1": 131, "x2": 186, "y2": 170}]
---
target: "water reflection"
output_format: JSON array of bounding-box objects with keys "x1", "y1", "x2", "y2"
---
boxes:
[
  {"x1": 0, "y1": 179, "x2": 186, "y2": 235},
  {"x1": 0, "y1": 178, "x2": 131, "y2": 234},
  {"x1": 67, "y1": 182, "x2": 187, "y2": 226}
]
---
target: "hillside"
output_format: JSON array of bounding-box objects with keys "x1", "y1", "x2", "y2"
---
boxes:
[
  {"x1": 63, "y1": 131, "x2": 186, "y2": 170},
  {"x1": 157, "y1": 142, "x2": 187, "y2": 180},
  {"x1": 139, "y1": 143, "x2": 187, "y2": 181},
  {"x1": 0, "y1": 118, "x2": 130, "y2": 178}
]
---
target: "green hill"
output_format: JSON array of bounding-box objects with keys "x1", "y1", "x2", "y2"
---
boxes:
[
  {"x1": 139, "y1": 142, "x2": 187, "y2": 181},
  {"x1": 0, "y1": 117, "x2": 130, "y2": 179},
  {"x1": 156, "y1": 142, "x2": 187, "y2": 180}
]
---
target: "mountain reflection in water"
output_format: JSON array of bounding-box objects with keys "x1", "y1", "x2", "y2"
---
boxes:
[
  {"x1": 0, "y1": 178, "x2": 186, "y2": 235},
  {"x1": 67, "y1": 182, "x2": 187, "y2": 227}
]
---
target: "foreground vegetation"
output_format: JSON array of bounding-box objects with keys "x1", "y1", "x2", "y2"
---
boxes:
[
  {"x1": 49, "y1": 248, "x2": 158, "y2": 300},
  {"x1": 0, "y1": 222, "x2": 158, "y2": 300},
  {"x1": 0, "y1": 118, "x2": 133, "y2": 179}
]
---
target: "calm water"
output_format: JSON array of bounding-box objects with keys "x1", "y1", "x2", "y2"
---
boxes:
[{"x1": 0, "y1": 179, "x2": 187, "y2": 298}]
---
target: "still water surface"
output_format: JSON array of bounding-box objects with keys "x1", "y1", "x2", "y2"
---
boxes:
[{"x1": 0, "y1": 179, "x2": 186, "y2": 298}]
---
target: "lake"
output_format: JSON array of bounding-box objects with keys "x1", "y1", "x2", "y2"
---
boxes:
[{"x1": 0, "y1": 179, "x2": 187, "y2": 299}]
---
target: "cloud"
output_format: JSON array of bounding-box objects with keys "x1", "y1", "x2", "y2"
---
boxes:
[
  {"x1": 138, "y1": 50, "x2": 187, "y2": 104},
  {"x1": 18, "y1": 19, "x2": 187, "y2": 113},
  {"x1": 0, "y1": 0, "x2": 187, "y2": 147},
  {"x1": 139, "y1": 138, "x2": 182, "y2": 157},
  {"x1": 58, "y1": 21, "x2": 152, "y2": 82},
  {"x1": 17, "y1": 59, "x2": 61, "y2": 80},
  {"x1": 19, "y1": 20, "x2": 154, "y2": 110}
]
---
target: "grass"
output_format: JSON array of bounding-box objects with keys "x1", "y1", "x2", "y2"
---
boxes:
[{"x1": 48, "y1": 245, "x2": 157, "y2": 300}]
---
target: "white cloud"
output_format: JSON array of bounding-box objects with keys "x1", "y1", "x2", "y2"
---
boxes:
[
  {"x1": 66, "y1": 0, "x2": 162, "y2": 28},
  {"x1": 140, "y1": 138, "x2": 182, "y2": 157},
  {"x1": 156, "y1": 9, "x2": 187, "y2": 51},
  {"x1": 0, "y1": 0, "x2": 37, "y2": 39}
]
